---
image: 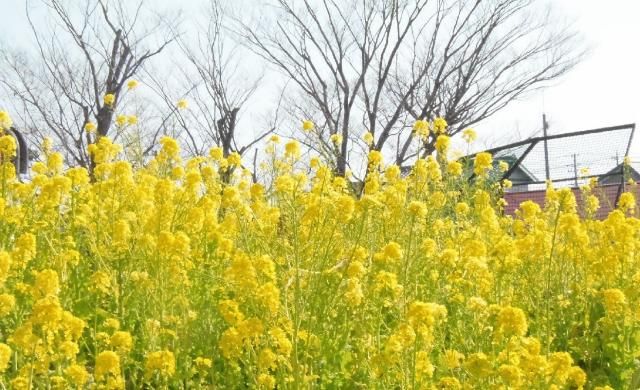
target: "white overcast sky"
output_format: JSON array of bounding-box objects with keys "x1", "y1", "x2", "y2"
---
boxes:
[
  {"x1": 476, "y1": 0, "x2": 640, "y2": 159},
  {"x1": 1, "y1": 0, "x2": 639, "y2": 159}
]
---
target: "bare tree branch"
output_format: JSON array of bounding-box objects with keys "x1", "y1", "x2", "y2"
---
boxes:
[
  {"x1": 240, "y1": 0, "x2": 583, "y2": 176},
  {"x1": 0, "y1": 0, "x2": 180, "y2": 170}
]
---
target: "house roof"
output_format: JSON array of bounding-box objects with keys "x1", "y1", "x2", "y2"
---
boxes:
[
  {"x1": 494, "y1": 155, "x2": 538, "y2": 183},
  {"x1": 600, "y1": 163, "x2": 640, "y2": 182}
]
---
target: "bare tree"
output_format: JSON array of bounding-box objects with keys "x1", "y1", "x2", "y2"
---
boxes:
[
  {"x1": 151, "y1": 1, "x2": 280, "y2": 182},
  {"x1": 0, "y1": 0, "x2": 178, "y2": 168},
  {"x1": 241, "y1": 0, "x2": 582, "y2": 176},
  {"x1": 394, "y1": 0, "x2": 581, "y2": 165}
]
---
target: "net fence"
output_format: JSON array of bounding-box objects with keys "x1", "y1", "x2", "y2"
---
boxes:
[
  {"x1": 471, "y1": 123, "x2": 637, "y2": 218},
  {"x1": 489, "y1": 123, "x2": 635, "y2": 191}
]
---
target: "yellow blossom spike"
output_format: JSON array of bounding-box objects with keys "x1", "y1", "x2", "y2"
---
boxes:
[{"x1": 176, "y1": 98, "x2": 188, "y2": 110}]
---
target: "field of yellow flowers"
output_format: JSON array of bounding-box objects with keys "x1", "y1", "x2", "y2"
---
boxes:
[{"x1": 0, "y1": 112, "x2": 639, "y2": 389}]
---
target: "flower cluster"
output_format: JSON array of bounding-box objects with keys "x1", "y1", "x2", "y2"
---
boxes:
[{"x1": 0, "y1": 111, "x2": 638, "y2": 388}]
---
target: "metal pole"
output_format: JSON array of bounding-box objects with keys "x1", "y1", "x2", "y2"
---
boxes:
[
  {"x1": 573, "y1": 154, "x2": 579, "y2": 187},
  {"x1": 620, "y1": 152, "x2": 625, "y2": 195},
  {"x1": 543, "y1": 114, "x2": 550, "y2": 181}
]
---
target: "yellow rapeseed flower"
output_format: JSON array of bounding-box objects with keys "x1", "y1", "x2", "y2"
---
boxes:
[
  {"x1": 465, "y1": 352, "x2": 492, "y2": 378},
  {"x1": 34, "y1": 269, "x2": 59, "y2": 297},
  {"x1": 111, "y1": 331, "x2": 133, "y2": 353},
  {"x1": 145, "y1": 350, "x2": 176, "y2": 379},
  {"x1": 0, "y1": 110, "x2": 13, "y2": 130},
  {"x1": 65, "y1": 364, "x2": 89, "y2": 386},
  {"x1": 447, "y1": 160, "x2": 463, "y2": 176},
  {"x1": 194, "y1": 357, "x2": 212, "y2": 371},
  {"x1": 496, "y1": 306, "x2": 528, "y2": 337},
  {"x1": 302, "y1": 120, "x2": 314, "y2": 132},
  {"x1": 127, "y1": 80, "x2": 139, "y2": 90},
  {"x1": 443, "y1": 350, "x2": 465, "y2": 370},
  {"x1": 435, "y1": 135, "x2": 450, "y2": 153},
  {"x1": 368, "y1": 150, "x2": 383, "y2": 168},
  {"x1": 415, "y1": 351, "x2": 434, "y2": 379},
  {"x1": 363, "y1": 131, "x2": 374, "y2": 146},
  {"x1": 284, "y1": 140, "x2": 301, "y2": 159},
  {"x1": 462, "y1": 128, "x2": 477, "y2": 143},
  {"x1": 258, "y1": 373, "x2": 276, "y2": 389},
  {"x1": 104, "y1": 93, "x2": 116, "y2": 107},
  {"x1": 228, "y1": 152, "x2": 242, "y2": 166},
  {"x1": 0, "y1": 343, "x2": 11, "y2": 372},
  {"x1": 618, "y1": 192, "x2": 635, "y2": 212},
  {"x1": 127, "y1": 115, "x2": 138, "y2": 125},
  {"x1": 602, "y1": 288, "x2": 627, "y2": 315},
  {"x1": 95, "y1": 351, "x2": 120, "y2": 379},
  {"x1": 0, "y1": 294, "x2": 15, "y2": 317},
  {"x1": 84, "y1": 121, "x2": 97, "y2": 133},
  {"x1": 176, "y1": 98, "x2": 188, "y2": 110},
  {"x1": 407, "y1": 201, "x2": 428, "y2": 218},
  {"x1": 474, "y1": 152, "x2": 493, "y2": 176},
  {"x1": 115, "y1": 114, "x2": 127, "y2": 127},
  {"x1": 433, "y1": 117, "x2": 448, "y2": 134},
  {"x1": 413, "y1": 119, "x2": 429, "y2": 139},
  {"x1": 209, "y1": 147, "x2": 223, "y2": 160},
  {"x1": 382, "y1": 241, "x2": 403, "y2": 262},
  {"x1": 0, "y1": 134, "x2": 17, "y2": 158}
]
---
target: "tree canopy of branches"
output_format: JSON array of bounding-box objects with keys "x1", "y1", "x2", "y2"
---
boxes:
[
  {"x1": 151, "y1": 1, "x2": 276, "y2": 162},
  {"x1": 0, "y1": 0, "x2": 178, "y2": 168},
  {"x1": 242, "y1": 0, "x2": 582, "y2": 176}
]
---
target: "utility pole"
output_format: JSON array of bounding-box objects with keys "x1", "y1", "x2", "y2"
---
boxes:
[{"x1": 543, "y1": 114, "x2": 550, "y2": 181}]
